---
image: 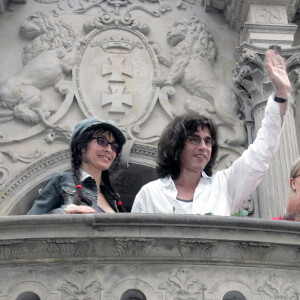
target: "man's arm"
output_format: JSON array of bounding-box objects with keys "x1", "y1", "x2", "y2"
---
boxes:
[{"x1": 225, "y1": 49, "x2": 291, "y2": 212}]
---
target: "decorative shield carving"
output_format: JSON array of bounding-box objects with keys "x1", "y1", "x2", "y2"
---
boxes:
[{"x1": 74, "y1": 25, "x2": 160, "y2": 127}]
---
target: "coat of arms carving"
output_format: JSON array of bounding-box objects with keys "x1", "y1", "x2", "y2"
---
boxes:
[{"x1": 74, "y1": 13, "x2": 160, "y2": 129}]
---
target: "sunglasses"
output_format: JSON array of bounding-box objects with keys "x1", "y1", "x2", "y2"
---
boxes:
[
  {"x1": 92, "y1": 136, "x2": 120, "y2": 153},
  {"x1": 293, "y1": 174, "x2": 300, "y2": 179}
]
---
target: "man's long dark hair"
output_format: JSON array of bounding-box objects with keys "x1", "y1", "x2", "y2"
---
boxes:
[
  {"x1": 70, "y1": 128, "x2": 123, "y2": 210},
  {"x1": 156, "y1": 113, "x2": 219, "y2": 179}
]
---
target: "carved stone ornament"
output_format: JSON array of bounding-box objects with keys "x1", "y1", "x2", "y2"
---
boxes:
[
  {"x1": 0, "y1": 240, "x2": 24, "y2": 260},
  {"x1": 210, "y1": 279, "x2": 261, "y2": 300},
  {"x1": 203, "y1": 0, "x2": 297, "y2": 31},
  {"x1": 0, "y1": 150, "x2": 44, "y2": 186},
  {"x1": 114, "y1": 238, "x2": 154, "y2": 256},
  {"x1": 233, "y1": 46, "x2": 274, "y2": 115},
  {"x1": 0, "y1": 10, "x2": 74, "y2": 143},
  {"x1": 74, "y1": 13, "x2": 160, "y2": 136},
  {"x1": 32, "y1": 0, "x2": 195, "y2": 15},
  {"x1": 258, "y1": 274, "x2": 299, "y2": 299},
  {"x1": 153, "y1": 16, "x2": 246, "y2": 149},
  {"x1": 60, "y1": 269, "x2": 102, "y2": 300},
  {"x1": 178, "y1": 239, "x2": 216, "y2": 258},
  {"x1": 6, "y1": 281, "x2": 57, "y2": 300},
  {"x1": 159, "y1": 268, "x2": 206, "y2": 300},
  {"x1": 0, "y1": 149, "x2": 71, "y2": 215},
  {"x1": 237, "y1": 242, "x2": 273, "y2": 261},
  {"x1": 103, "y1": 278, "x2": 163, "y2": 300},
  {"x1": 44, "y1": 239, "x2": 90, "y2": 258}
]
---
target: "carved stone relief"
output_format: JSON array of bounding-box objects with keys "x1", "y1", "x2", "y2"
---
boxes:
[
  {"x1": 209, "y1": 279, "x2": 261, "y2": 300},
  {"x1": 252, "y1": 6, "x2": 284, "y2": 24},
  {"x1": 114, "y1": 238, "x2": 154, "y2": 256},
  {"x1": 0, "y1": 240, "x2": 24, "y2": 260},
  {"x1": 0, "y1": 10, "x2": 74, "y2": 143},
  {"x1": 159, "y1": 268, "x2": 206, "y2": 300},
  {"x1": 60, "y1": 269, "x2": 102, "y2": 300},
  {"x1": 237, "y1": 242, "x2": 273, "y2": 261},
  {"x1": 6, "y1": 281, "x2": 57, "y2": 300},
  {"x1": 178, "y1": 239, "x2": 216, "y2": 258},
  {"x1": 0, "y1": 150, "x2": 43, "y2": 186},
  {"x1": 233, "y1": 45, "x2": 274, "y2": 118},
  {"x1": 74, "y1": 12, "x2": 160, "y2": 133},
  {"x1": 31, "y1": 0, "x2": 195, "y2": 15},
  {"x1": 154, "y1": 16, "x2": 246, "y2": 147},
  {"x1": 103, "y1": 278, "x2": 163, "y2": 300},
  {"x1": 258, "y1": 274, "x2": 299, "y2": 299},
  {"x1": 44, "y1": 239, "x2": 90, "y2": 258},
  {"x1": 203, "y1": 0, "x2": 296, "y2": 30},
  {"x1": 0, "y1": 150, "x2": 71, "y2": 215}
]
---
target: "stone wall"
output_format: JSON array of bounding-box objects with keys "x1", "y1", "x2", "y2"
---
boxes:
[
  {"x1": 0, "y1": 0, "x2": 299, "y2": 217},
  {"x1": 0, "y1": 214, "x2": 299, "y2": 299}
]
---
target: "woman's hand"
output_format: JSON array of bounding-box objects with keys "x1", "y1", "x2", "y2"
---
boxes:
[
  {"x1": 265, "y1": 49, "x2": 291, "y2": 99},
  {"x1": 65, "y1": 204, "x2": 96, "y2": 214}
]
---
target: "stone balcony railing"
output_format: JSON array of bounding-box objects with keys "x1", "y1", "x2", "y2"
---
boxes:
[{"x1": 0, "y1": 214, "x2": 300, "y2": 300}]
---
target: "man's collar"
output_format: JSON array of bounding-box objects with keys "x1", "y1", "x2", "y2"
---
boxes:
[
  {"x1": 161, "y1": 171, "x2": 213, "y2": 187},
  {"x1": 202, "y1": 171, "x2": 213, "y2": 182}
]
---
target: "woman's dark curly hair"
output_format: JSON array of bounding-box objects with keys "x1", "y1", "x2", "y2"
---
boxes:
[
  {"x1": 70, "y1": 127, "x2": 124, "y2": 211},
  {"x1": 156, "y1": 113, "x2": 219, "y2": 179}
]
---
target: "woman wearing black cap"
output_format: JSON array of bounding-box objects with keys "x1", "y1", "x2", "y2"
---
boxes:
[{"x1": 27, "y1": 117, "x2": 126, "y2": 214}]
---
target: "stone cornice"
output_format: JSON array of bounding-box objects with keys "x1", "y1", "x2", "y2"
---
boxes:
[
  {"x1": 203, "y1": 0, "x2": 298, "y2": 31},
  {"x1": 0, "y1": 214, "x2": 299, "y2": 269}
]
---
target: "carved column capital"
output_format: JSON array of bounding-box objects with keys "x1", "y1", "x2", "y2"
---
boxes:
[
  {"x1": 234, "y1": 44, "x2": 300, "y2": 115},
  {"x1": 285, "y1": 47, "x2": 300, "y2": 98},
  {"x1": 233, "y1": 45, "x2": 273, "y2": 118}
]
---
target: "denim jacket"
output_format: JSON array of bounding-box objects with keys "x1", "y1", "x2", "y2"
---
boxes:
[{"x1": 27, "y1": 172, "x2": 119, "y2": 214}]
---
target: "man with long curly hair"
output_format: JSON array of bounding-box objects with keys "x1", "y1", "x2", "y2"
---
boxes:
[{"x1": 131, "y1": 49, "x2": 291, "y2": 216}]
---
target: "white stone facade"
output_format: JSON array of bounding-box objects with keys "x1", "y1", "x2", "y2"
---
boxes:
[
  {"x1": 0, "y1": 214, "x2": 299, "y2": 300},
  {"x1": 0, "y1": 1, "x2": 299, "y2": 216}
]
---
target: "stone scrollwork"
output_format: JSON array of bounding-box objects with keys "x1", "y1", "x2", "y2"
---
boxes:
[
  {"x1": 114, "y1": 238, "x2": 154, "y2": 256},
  {"x1": 60, "y1": 269, "x2": 102, "y2": 299},
  {"x1": 178, "y1": 239, "x2": 216, "y2": 258},
  {"x1": 44, "y1": 239, "x2": 90, "y2": 258},
  {"x1": 160, "y1": 269, "x2": 206, "y2": 300},
  {"x1": 33, "y1": 0, "x2": 195, "y2": 15},
  {"x1": 0, "y1": 10, "x2": 75, "y2": 143},
  {"x1": 0, "y1": 240, "x2": 24, "y2": 260},
  {"x1": 0, "y1": 149, "x2": 44, "y2": 186},
  {"x1": 237, "y1": 242, "x2": 273, "y2": 261},
  {"x1": 0, "y1": 150, "x2": 43, "y2": 164},
  {"x1": 258, "y1": 274, "x2": 299, "y2": 299}
]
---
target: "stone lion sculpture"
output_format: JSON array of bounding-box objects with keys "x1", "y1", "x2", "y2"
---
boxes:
[
  {"x1": 0, "y1": 10, "x2": 77, "y2": 124},
  {"x1": 154, "y1": 16, "x2": 246, "y2": 146}
]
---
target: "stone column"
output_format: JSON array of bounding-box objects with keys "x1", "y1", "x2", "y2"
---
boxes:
[
  {"x1": 236, "y1": 2, "x2": 299, "y2": 218},
  {"x1": 234, "y1": 43, "x2": 299, "y2": 218}
]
